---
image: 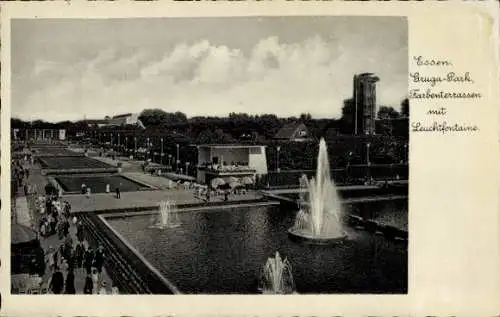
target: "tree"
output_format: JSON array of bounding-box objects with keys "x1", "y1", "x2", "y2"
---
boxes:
[
  {"x1": 340, "y1": 98, "x2": 355, "y2": 135},
  {"x1": 400, "y1": 98, "x2": 409, "y2": 117},
  {"x1": 377, "y1": 106, "x2": 400, "y2": 120},
  {"x1": 299, "y1": 113, "x2": 312, "y2": 123},
  {"x1": 376, "y1": 106, "x2": 400, "y2": 136},
  {"x1": 139, "y1": 109, "x2": 170, "y2": 127},
  {"x1": 196, "y1": 128, "x2": 235, "y2": 144}
]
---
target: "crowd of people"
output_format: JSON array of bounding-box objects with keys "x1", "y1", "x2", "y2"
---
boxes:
[
  {"x1": 35, "y1": 193, "x2": 119, "y2": 294},
  {"x1": 11, "y1": 154, "x2": 120, "y2": 295}
]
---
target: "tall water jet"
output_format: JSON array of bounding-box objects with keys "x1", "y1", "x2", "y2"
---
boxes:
[
  {"x1": 258, "y1": 252, "x2": 296, "y2": 294},
  {"x1": 288, "y1": 138, "x2": 347, "y2": 244},
  {"x1": 150, "y1": 200, "x2": 181, "y2": 229}
]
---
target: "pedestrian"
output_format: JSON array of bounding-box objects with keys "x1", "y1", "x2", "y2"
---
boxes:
[
  {"x1": 75, "y1": 242, "x2": 84, "y2": 273},
  {"x1": 91, "y1": 268, "x2": 100, "y2": 291},
  {"x1": 81, "y1": 183, "x2": 86, "y2": 195},
  {"x1": 111, "y1": 282, "x2": 119, "y2": 295},
  {"x1": 76, "y1": 221, "x2": 84, "y2": 243},
  {"x1": 65, "y1": 269, "x2": 76, "y2": 294},
  {"x1": 106, "y1": 184, "x2": 110, "y2": 193},
  {"x1": 63, "y1": 219, "x2": 70, "y2": 238},
  {"x1": 98, "y1": 281, "x2": 108, "y2": 295},
  {"x1": 47, "y1": 246, "x2": 56, "y2": 271},
  {"x1": 48, "y1": 266, "x2": 64, "y2": 294},
  {"x1": 115, "y1": 187, "x2": 120, "y2": 199},
  {"x1": 86, "y1": 187, "x2": 91, "y2": 199},
  {"x1": 83, "y1": 274, "x2": 93, "y2": 294},
  {"x1": 84, "y1": 247, "x2": 94, "y2": 275},
  {"x1": 94, "y1": 245, "x2": 105, "y2": 275}
]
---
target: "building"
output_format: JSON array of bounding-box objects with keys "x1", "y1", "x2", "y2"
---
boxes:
[
  {"x1": 352, "y1": 73, "x2": 380, "y2": 135},
  {"x1": 273, "y1": 123, "x2": 312, "y2": 142},
  {"x1": 196, "y1": 144, "x2": 268, "y2": 185},
  {"x1": 13, "y1": 128, "x2": 66, "y2": 141},
  {"x1": 86, "y1": 119, "x2": 109, "y2": 128},
  {"x1": 107, "y1": 113, "x2": 145, "y2": 128}
]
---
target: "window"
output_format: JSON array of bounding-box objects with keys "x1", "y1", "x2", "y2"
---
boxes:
[
  {"x1": 298, "y1": 130, "x2": 307, "y2": 137},
  {"x1": 249, "y1": 147, "x2": 261, "y2": 154}
]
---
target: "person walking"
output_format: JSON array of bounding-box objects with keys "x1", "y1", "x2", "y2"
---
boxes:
[
  {"x1": 98, "y1": 281, "x2": 108, "y2": 295},
  {"x1": 84, "y1": 246, "x2": 94, "y2": 275},
  {"x1": 111, "y1": 282, "x2": 120, "y2": 295},
  {"x1": 64, "y1": 269, "x2": 76, "y2": 294},
  {"x1": 93, "y1": 245, "x2": 105, "y2": 275},
  {"x1": 75, "y1": 242, "x2": 84, "y2": 273},
  {"x1": 115, "y1": 187, "x2": 121, "y2": 199},
  {"x1": 83, "y1": 274, "x2": 93, "y2": 294},
  {"x1": 76, "y1": 220, "x2": 84, "y2": 243},
  {"x1": 48, "y1": 267, "x2": 64, "y2": 294}
]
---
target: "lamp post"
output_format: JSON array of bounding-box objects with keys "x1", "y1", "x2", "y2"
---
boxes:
[
  {"x1": 404, "y1": 143, "x2": 408, "y2": 164},
  {"x1": 146, "y1": 137, "x2": 150, "y2": 161},
  {"x1": 176, "y1": 144, "x2": 180, "y2": 172},
  {"x1": 276, "y1": 146, "x2": 281, "y2": 172},
  {"x1": 366, "y1": 142, "x2": 371, "y2": 165},
  {"x1": 125, "y1": 136, "x2": 128, "y2": 154},
  {"x1": 134, "y1": 136, "x2": 137, "y2": 158},
  {"x1": 168, "y1": 154, "x2": 172, "y2": 171},
  {"x1": 347, "y1": 151, "x2": 353, "y2": 183},
  {"x1": 366, "y1": 142, "x2": 371, "y2": 184},
  {"x1": 117, "y1": 133, "x2": 120, "y2": 153},
  {"x1": 160, "y1": 138, "x2": 164, "y2": 166}
]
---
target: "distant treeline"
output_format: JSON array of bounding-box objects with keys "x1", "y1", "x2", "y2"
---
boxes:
[{"x1": 12, "y1": 97, "x2": 409, "y2": 143}]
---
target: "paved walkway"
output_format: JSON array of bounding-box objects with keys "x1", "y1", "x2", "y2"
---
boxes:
[
  {"x1": 64, "y1": 188, "x2": 263, "y2": 213},
  {"x1": 13, "y1": 159, "x2": 114, "y2": 294},
  {"x1": 122, "y1": 172, "x2": 179, "y2": 190},
  {"x1": 14, "y1": 196, "x2": 32, "y2": 228}
]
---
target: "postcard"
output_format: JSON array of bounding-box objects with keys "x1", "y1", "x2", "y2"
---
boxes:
[{"x1": 1, "y1": 1, "x2": 499, "y2": 316}]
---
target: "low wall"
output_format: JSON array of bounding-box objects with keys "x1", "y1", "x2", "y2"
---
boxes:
[
  {"x1": 89, "y1": 197, "x2": 275, "y2": 215},
  {"x1": 93, "y1": 213, "x2": 180, "y2": 294},
  {"x1": 258, "y1": 165, "x2": 409, "y2": 189},
  {"x1": 278, "y1": 198, "x2": 408, "y2": 239}
]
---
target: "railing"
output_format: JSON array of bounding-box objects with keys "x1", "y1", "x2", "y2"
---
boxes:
[{"x1": 198, "y1": 166, "x2": 257, "y2": 173}]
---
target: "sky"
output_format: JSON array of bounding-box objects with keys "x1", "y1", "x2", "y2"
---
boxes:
[{"x1": 11, "y1": 16, "x2": 408, "y2": 122}]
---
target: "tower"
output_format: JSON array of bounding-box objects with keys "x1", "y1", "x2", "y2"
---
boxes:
[{"x1": 352, "y1": 73, "x2": 379, "y2": 135}]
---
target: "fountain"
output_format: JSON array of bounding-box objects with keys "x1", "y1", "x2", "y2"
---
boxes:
[
  {"x1": 288, "y1": 138, "x2": 348, "y2": 244},
  {"x1": 150, "y1": 200, "x2": 181, "y2": 229},
  {"x1": 258, "y1": 252, "x2": 296, "y2": 294}
]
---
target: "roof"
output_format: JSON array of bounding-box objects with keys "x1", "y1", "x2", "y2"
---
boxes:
[
  {"x1": 273, "y1": 122, "x2": 308, "y2": 139},
  {"x1": 11, "y1": 223, "x2": 38, "y2": 245},
  {"x1": 112, "y1": 113, "x2": 134, "y2": 119}
]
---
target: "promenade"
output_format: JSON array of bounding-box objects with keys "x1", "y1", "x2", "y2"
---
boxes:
[
  {"x1": 14, "y1": 160, "x2": 114, "y2": 294},
  {"x1": 64, "y1": 187, "x2": 263, "y2": 213}
]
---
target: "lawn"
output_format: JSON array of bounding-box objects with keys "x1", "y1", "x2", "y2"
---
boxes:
[{"x1": 55, "y1": 175, "x2": 148, "y2": 193}]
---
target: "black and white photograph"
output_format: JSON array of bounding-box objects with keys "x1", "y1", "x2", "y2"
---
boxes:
[{"x1": 9, "y1": 16, "x2": 409, "y2": 295}]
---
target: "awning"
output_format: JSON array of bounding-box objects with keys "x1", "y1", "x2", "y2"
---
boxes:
[{"x1": 11, "y1": 224, "x2": 38, "y2": 245}]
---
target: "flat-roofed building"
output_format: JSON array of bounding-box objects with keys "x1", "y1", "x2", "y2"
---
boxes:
[{"x1": 196, "y1": 144, "x2": 268, "y2": 185}]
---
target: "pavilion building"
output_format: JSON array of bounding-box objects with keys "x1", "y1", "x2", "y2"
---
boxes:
[{"x1": 196, "y1": 144, "x2": 268, "y2": 185}]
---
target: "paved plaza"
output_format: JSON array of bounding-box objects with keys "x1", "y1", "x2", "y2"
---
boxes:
[{"x1": 64, "y1": 188, "x2": 263, "y2": 213}]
